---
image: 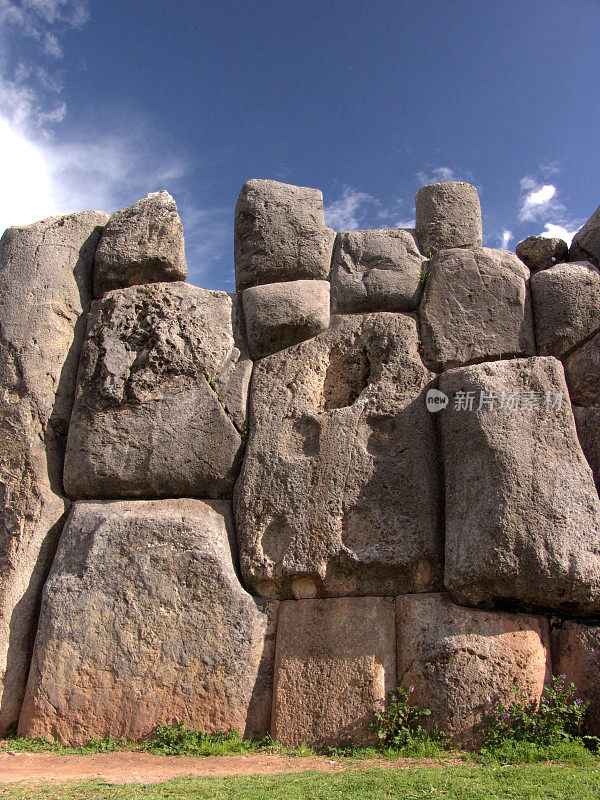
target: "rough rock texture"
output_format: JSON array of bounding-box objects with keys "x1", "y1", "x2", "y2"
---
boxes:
[
  {"x1": 64, "y1": 283, "x2": 251, "y2": 500},
  {"x1": 415, "y1": 182, "x2": 482, "y2": 254},
  {"x1": 19, "y1": 500, "x2": 278, "y2": 744},
  {"x1": 516, "y1": 236, "x2": 569, "y2": 273},
  {"x1": 242, "y1": 280, "x2": 330, "y2": 360},
  {"x1": 396, "y1": 594, "x2": 550, "y2": 746},
  {"x1": 573, "y1": 406, "x2": 600, "y2": 493},
  {"x1": 234, "y1": 312, "x2": 443, "y2": 600},
  {"x1": 439, "y1": 357, "x2": 600, "y2": 615},
  {"x1": 94, "y1": 191, "x2": 187, "y2": 297},
  {"x1": 531, "y1": 261, "x2": 600, "y2": 358},
  {"x1": 0, "y1": 211, "x2": 108, "y2": 733},
  {"x1": 330, "y1": 229, "x2": 425, "y2": 313},
  {"x1": 563, "y1": 331, "x2": 600, "y2": 406},
  {"x1": 552, "y1": 621, "x2": 600, "y2": 736},
  {"x1": 271, "y1": 597, "x2": 395, "y2": 746},
  {"x1": 235, "y1": 179, "x2": 336, "y2": 291},
  {"x1": 570, "y1": 203, "x2": 600, "y2": 268},
  {"x1": 420, "y1": 247, "x2": 535, "y2": 371}
]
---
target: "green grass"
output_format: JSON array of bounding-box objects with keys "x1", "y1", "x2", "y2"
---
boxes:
[
  {"x1": 476, "y1": 737, "x2": 599, "y2": 765},
  {"x1": 2, "y1": 764, "x2": 600, "y2": 800},
  {"x1": 0, "y1": 731, "x2": 135, "y2": 755},
  {"x1": 0, "y1": 723, "x2": 456, "y2": 760}
]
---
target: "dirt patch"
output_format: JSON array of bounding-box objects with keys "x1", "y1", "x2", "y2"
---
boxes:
[{"x1": 0, "y1": 752, "x2": 460, "y2": 785}]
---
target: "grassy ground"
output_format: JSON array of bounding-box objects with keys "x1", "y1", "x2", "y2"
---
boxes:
[{"x1": 1, "y1": 763, "x2": 600, "y2": 800}]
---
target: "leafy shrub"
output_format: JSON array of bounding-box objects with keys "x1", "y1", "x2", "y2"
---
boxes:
[
  {"x1": 482, "y1": 675, "x2": 595, "y2": 750},
  {"x1": 369, "y1": 686, "x2": 447, "y2": 752}
]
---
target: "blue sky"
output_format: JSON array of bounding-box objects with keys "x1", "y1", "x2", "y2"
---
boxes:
[{"x1": 1, "y1": 0, "x2": 599, "y2": 290}]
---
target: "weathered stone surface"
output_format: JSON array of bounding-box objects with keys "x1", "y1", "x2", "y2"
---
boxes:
[
  {"x1": 331, "y1": 229, "x2": 425, "y2": 313},
  {"x1": 573, "y1": 406, "x2": 600, "y2": 494},
  {"x1": 242, "y1": 280, "x2": 330, "y2": 360},
  {"x1": 234, "y1": 179, "x2": 336, "y2": 291},
  {"x1": 440, "y1": 357, "x2": 600, "y2": 615},
  {"x1": 94, "y1": 191, "x2": 187, "y2": 297},
  {"x1": 516, "y1": 235, "x2": 569, "y2": 273},
  {"x1": 0, "y1": 211, "x2": 107, "y2": 732},
  {"x1": 64, "y1": 283, "x2": 251, "y2": 500},
  {"x1": 570, "y1": 203, "x2": 600, "y2": 268},
  {"x1": 420, "y1": 247, "x2": 535, "y2": 371},
  {"x1": 19, "y1": 500, "x2": 278, "y2": 744},
  {"x1": 563, "y1": 331, "x2": 600, "y2": 406},
  {"x1": 531, "y1": 261, "x2": 600, "y2": 358},
  {"x1": 234, "y1": 312, "x2": 443, "y2": 600},
  {"x1": 271, "y1": 597, "x2": 395, "y2": 746},
  {"x1": 397, "y1": 594, "x2": 550, "y2": 745},
  {"x1": 415, "y1": 182, "x2": 482, "y2": 254},
  {"x1": 552, "y1": 621, "x2": 600, "y2": 736}
]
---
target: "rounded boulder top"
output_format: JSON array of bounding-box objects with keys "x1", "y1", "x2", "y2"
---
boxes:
[{"x1": 415, "y1": 181, "x2": 482, "y2": 254}]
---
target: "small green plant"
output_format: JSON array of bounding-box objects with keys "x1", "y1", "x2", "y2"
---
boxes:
[
  {"x1": 142, "y1": 722, "x2": 260, "y2": 756},
  {"x1": 419, "y1": 263, "x2": 430, "y2": 287},
  {"x1": 481, "y1": 675, "x2": 595, "y2": 751},
  {"x1": 369, "y1": 686, "x2": 446, "y2": 752}
]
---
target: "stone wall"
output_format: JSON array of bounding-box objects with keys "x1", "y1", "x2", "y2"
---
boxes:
[{"x1": 1, "y1": 181, "x2": 600, "y2": 746}]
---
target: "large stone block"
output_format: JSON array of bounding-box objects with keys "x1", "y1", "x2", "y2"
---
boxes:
[
  {"x1": 420, "y1": 247, "x2": 535, "y2": 371},
  {"x1": 573, "y1": 406, "x2": 600, "y2": 494},
  {"x1": 19, "y1": 500, "x2": 278, "y2": 744},
  {"x1": 552, "y1": 621, "x2": 600, "y2": 736},
  {"x1": 234, "y1": 312, "x2": 443, "y2": 600},
  {"x1": 415, "y1": 181, "x2": 482, "y2": 254},
  {"x1": 0, "y1": 211, "x2": 107, "y2": 732},
  {"x1": 242, "y1": 279, "x2": 330, "y2": 359},
  {"x1": 396, "y1": 594, "x2": 550, "y2": 746},
  {"x1": 234, "y1": 179, "x2": 336, "y2": 291},
  {"x1": 563, "y1": 330, "x2": 600, "y2": 406},
  {"x1": 331, "y1": 229, "x2": 424, "y2": 313},
  {"x1": 64, "y1": 283, "x2": 251, "y2": 500},
  {"x1": 570, "y1": 202, "x2": 600, "y2": 268},
  {"x1": 516, "y1": 235, "x2": 568, "y2": 273},
  {"x1": 271, "y1": 597, "x2": 396, "y2": 746},
  {"x1": 94, "y1": 191, "x2": 187, "y2": 297},
  {"x1": 531, "y1": 261, "x2": 600, "y2": 358},
  {"x1": 439, "y1": 357, "x2": 600, "y2": 615}
]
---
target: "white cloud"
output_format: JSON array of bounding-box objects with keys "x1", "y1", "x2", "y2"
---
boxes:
[
  {"x1": 539, "y1": 223, "x2": 579, "y2": 247},
  {"x1": 0, "y1": 0, "x2": 190, "y2": 243},
  {"x1": 499, "y1": 230, "x2": 512, "y2": 249},
  {"x1": 0, "y1": 116, "x2": 56, "y2": 229},
  {"x1": 395, "y1": 217, "x2": 416, "y2": 229},
  {"x1": 324, "y1": 186, "x2": 378, "y2": 230},
  {"x1": 0, "y1": 0, "x2": 233, "y2": 291},
  {"x1": 179, "y1": 203, "x2": 232, "y2": 287},
  {"x1": 419, "y1": 167, "x2": 454, "y2": 184},
  {"x1": 0, "y1": 0, "x2": 89, "y2": 37},
  {"x1": 518, "y1": 176, "x2": 564, "y2": 222},
  {"x1": 416, "y1": 166, "x2": 456, "y2": 185}
]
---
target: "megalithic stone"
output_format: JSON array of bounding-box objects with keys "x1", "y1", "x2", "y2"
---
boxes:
[
  {"x1": 93, "y1": 191, "x2": 187, "y2": 297},
  {"x1": 0, "y1": 211, "x2": 108, "y2": 732},
  {"x1": 415, "y1": 181, "x2": 482, "y2": 254},
  {"x1": 234, "y1": 179, "x2": 336, "y2": 291},
  {"x1": 439, "y1": 356, "x2": 600, "y2": 615},
  {"x1": 19, "y1": 500, "x2": 278, "y2": 744}
]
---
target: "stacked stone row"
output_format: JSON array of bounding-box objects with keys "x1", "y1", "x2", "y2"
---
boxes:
[{"x1": 0, "y1": 179, "x2": 599, "y2": 748}]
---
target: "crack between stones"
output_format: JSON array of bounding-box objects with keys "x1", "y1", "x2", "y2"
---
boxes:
[
  {"x1": 202, "y1": 372, "x2": 244, "y2": 436},
  {"x1": 558, "y1": 323, "x2": 600, "y2": 362}
]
